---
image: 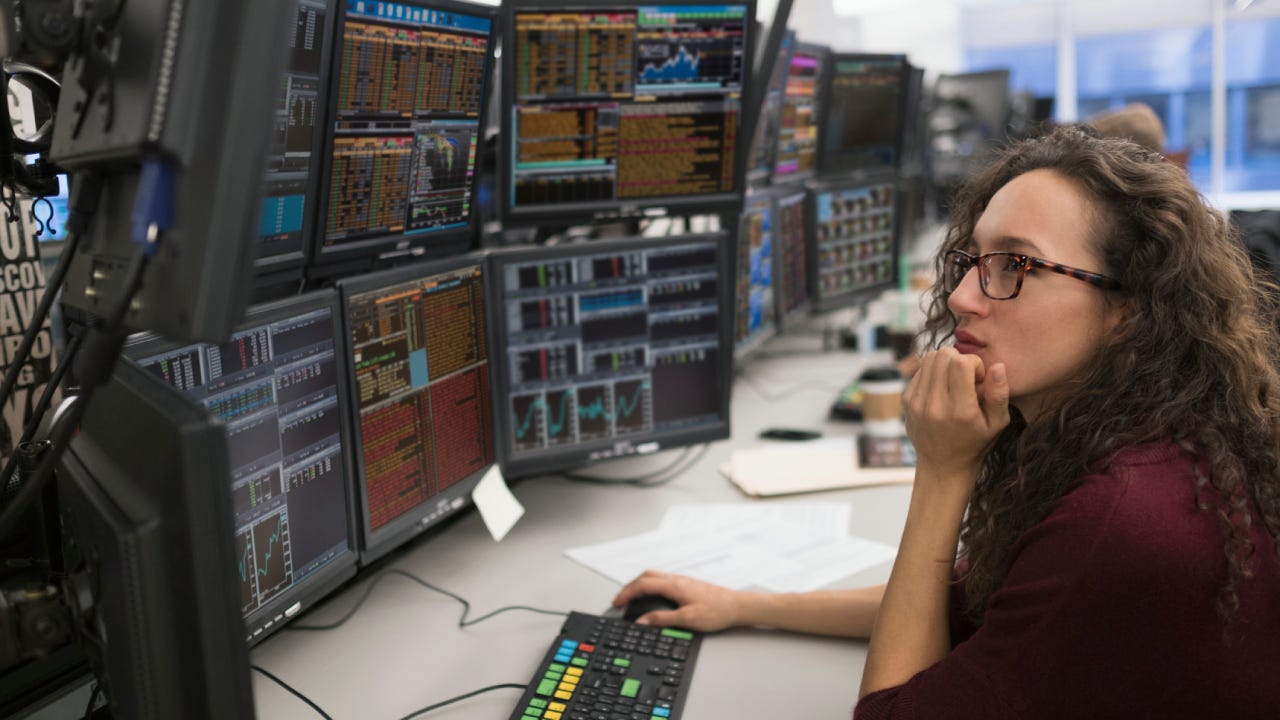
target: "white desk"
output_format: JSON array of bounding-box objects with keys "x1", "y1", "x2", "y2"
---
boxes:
[{"x1": 250, "y1": 330, "x2": 912, "y2": 720}]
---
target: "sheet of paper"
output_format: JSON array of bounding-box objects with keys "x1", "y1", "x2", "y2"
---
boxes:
[
  {"x1": 471, "y1": 466, "x2": 524, "y2": 542},
  {"x1": 656, "y1": 502, "x2": 850, "y2": 538},
  {"x1": 726, "y1": 437, "x2": 914, "y2": 497},
  {"x1": 756, "y1": 536, "x2": 898, "y2": 593}
]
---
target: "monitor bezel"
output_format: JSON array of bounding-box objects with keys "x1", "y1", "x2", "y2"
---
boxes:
[
  {"x1": 744, "y1": 27, "x2": 795, "y2": 188},
  {"x1": 767, "y1": 185, "x2": 813, "y2": 331},
  {"x1": 733, "y1": 189, "x2": 780, "y2": 361},
  {"x1": 122, "y1": 289, "x2": 361, "y2": 646},
  {"x1": 498, "y1": 0, "x2": 757, "y2": 227},
  {"x1": 487, "y1": 232, "x2": 734, "y2": 479},
  {"x1": 308, "y1": 0, "x2": 499, "y2": 269},
  {"x1": 255, "y1": 0, "x2": 342, "y2": 275},
  {"x1": 334, "y1": 251, "x2": 498, "y2": 564},
  {"x1": 770, "y1": 40, "x2": 829, "y2": 186},
  {"x1": 805, "y1": 170, "x2": 903, "y2": 314},
  {"x1": 815, "y1": 51, "x2": 910, "y2": 177}
]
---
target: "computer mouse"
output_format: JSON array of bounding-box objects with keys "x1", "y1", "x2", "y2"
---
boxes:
[{"x1": 623, "y1": 594, "x2": 680, "y2": 622}]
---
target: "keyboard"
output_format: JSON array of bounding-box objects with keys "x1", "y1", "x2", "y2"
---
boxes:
[{"x1": 509, "y1": 611, "x2": 702, "y2": 720}]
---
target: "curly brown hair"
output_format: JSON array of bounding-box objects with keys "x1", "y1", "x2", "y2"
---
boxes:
[{"x1": 921, "y1": 124, "x2": 1280, "y2": 623}]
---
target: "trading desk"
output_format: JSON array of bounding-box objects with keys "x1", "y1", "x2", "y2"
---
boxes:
[{"x1": 250, "y1": 328, "x2": 913, "y2": 720}]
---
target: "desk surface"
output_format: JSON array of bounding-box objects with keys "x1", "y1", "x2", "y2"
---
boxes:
[{"x1": 250, "y1": 330, "x2": 912, "y2": 720}]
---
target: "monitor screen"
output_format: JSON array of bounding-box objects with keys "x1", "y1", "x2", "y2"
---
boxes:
[
  {"x1": 773, "y1": 41, "x2": 826, "y2": 183},
  {"x1": 808, "y1": 175, "x2": 899, "y2": 312},
  {"x1": 314, "y1": 0, "x2": 496, "y2": 266},
  {"x1": 502, "y1": 2, "x2": 754, "y2": 224},
  {"x1": 490, "y1": 233, "x2": 732, "y2": 478},
  {"x1": 336, "y1": 255, "x2": 494, "y2": 563},
  {"x1": 818, "y1": 53, "x2": 908, "y2": 175},
  {"x1": 744, "y1": 28, "x2": 793, "y2": 187},
  {"x1": 771, "y1": 187, "x2": 810, "y2": 328},
  {"x1": 125, "y1": 291, "x2": 359, "y2": 644},
  {"x1": 734, "y1": 191, "x2": 777, "y2": 358},
  {"x1": 58, "y1": 359, "x2": 254, "y2": 719},
  {"x1": 257, "y1": 0, "x2": 336, "y2": 271},
  {"x1": 933, "y1": 68, "x2": 1011, "y2": 143}
]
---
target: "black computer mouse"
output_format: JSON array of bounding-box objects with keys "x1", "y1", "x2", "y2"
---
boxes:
[{"x1": 623, "y1": 594, "x2": 680, "y2": 622}]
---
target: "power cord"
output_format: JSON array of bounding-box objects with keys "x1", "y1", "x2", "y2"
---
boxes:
[
  {"x1": 287, "y1": 568, "x2": 568, "y2": 632},
  {"x1": 560, "y1": 443, "x2": 709, "y2": 487},
  {"x1": 251, "y1": 665, "x2": 334, "y2": 720},
  {"x1": 736, "y1": 371, "x2": 848, "y2": 403},
  {"x1": 393, "y1": 683, "x2": 528, "y2": 720}
]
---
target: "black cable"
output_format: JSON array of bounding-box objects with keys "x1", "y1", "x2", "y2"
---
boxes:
[
  {"x1": 81, "y1": 682, "x2": 100, "y2": 720},
  {"x1": 0, "y1": 171, "x2": 100, "y2": 418},
  {"x1": 560, "y1": 445, "x2": 700, "y2": 485},
  {"x1": 736, "y1": 371, "x2": 849, "y2": 403},
  {"x1": 393, "y1": 683, "x2": 527, "y2": 720},
  {"x1": 251, "y1": 665, "x2": 334, "y2": 720},
  {"x1": 288, "y1": 568, "x2": 567, "y2": 633},
  {"x1": 0, "y1": 247, "x2": 147, "y2": 539},
  {"x1": 0, "y1": 329, "x2": 85, "y2": 497}
]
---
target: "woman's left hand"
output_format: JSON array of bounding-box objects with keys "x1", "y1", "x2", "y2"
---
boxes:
[{"x1": 902, "y1": 348, "x2": 1010, "y2": 486}]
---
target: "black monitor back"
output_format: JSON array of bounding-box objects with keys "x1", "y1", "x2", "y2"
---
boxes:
[{"x1": 58, "y1": 359, "x2": 254, "y2": 720}]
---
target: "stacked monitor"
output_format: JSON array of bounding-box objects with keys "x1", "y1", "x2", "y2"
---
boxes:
[
  {"x1": 337, "y1": 256, "x2": 495, "y2": 562},
  {"x1": 733, "y1": 192, "x2": 776, "y2": 358},
  {"x1": 771, "y1": 187, "x2": 810, "y2": 328},
  {"x1": 489, "y1": 233, "x2": 733, "y2": 477},
  {"x1": 817, "y1": 53, "x2": 909, "y2": 175},
  {"x1": 313, "y1": 0, "x2": 497, "y2": 270},
  {"x1": 808, "y1": 175, "x2": 900, "y2": 313},
  {"x1": 125, "y1": 291, "x2": 360, "y2": 644},
  {"x1": 256, "y1": 0, "x2": 337, "y2": 278},
  {"x1": 501, "y1": 2, "x2": 754, "y2": 223},
  {"x1": 58, "y1": 360, "x2": 255, "y2": 720},
  {"x1": 772, "y1": 41, "x2": 827, "y2": 184}
]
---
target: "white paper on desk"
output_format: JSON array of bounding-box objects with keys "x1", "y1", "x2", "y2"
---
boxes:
[
  {"x1": 656, "y1": 502, "x2": 850, "y2": 538},
  {"x1": 471, "y1": 466, "x2": 524, "y2": 542},
  {"x1": 756, "y1": 536, "x2": 898, "y2": 593},
  {"x1": 727, "y1": 437, "x2": 914, "y2": 497},
  {"x1": 565, "y1": 526, "x2": 760, "y2": 589}
]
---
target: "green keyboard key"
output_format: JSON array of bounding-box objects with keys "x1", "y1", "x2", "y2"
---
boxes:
[
  {"x1": 536, "y1": 678, "x2": 557, "y2": 696},
  {"x1": 613, "y1": 658, "x2": 631, "y2": 668},
  {"x1": 661, "y1": 628, "x2": 694, "y2": 641},
  {"x1": 620, "y1": 678, "x2": 641, "y2": 698}
]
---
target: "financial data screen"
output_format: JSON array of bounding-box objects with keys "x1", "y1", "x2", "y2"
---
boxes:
[
  {"x1": 813, "y1": 180, "x2": 896, "y2": 307},
  {"x1": 734, "y1": 193, "x2": 775, "y2": 354},
  {"x1": 820, "y1": 55, "x2": 905, "y2": 173},
  {"x1": 773, "y1": 189, "x2": 809, "y2": 323},
  {"x1": 774, "y1": 44, "x2": 823, "y2": 182},
  {"x1": 258, "y1": 0, "x2": 331, "y2": 263},
  {"x1": 344, "y1": 262, "x2": 493, "y2": 535},
  {"x1": 321, "y1": 0, "x2": 492, "y2": 253},
  {"x1": 136, "y1": 305, "x2": 352, "y2": 621},
  {"x1": 508, "y1": 4, "x2": 749, "y2": 215},
  {"x1": 496, "y1": 238, "x2": 724, "y2": 468}
]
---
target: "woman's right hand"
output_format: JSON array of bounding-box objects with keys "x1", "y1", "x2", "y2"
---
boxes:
[{"x1": 611, "y1": 570, "x2": 744, "y2": 632}]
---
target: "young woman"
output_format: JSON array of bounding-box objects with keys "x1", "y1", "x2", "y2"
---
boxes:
[{"x1": 613, "y1": 125, "x2": 1280, "y2": 718}]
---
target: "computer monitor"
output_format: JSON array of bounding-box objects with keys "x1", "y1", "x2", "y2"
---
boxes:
[
  {"x1": 817, "y1": 53, "x2": 909, "y2": 175},
  {"x1": 744, "y1": 28, "x2": 794, "y2": 188},
  {"x1": 489, "y1": 233, "x2": 733, "y2": 478},
  {"x1": 771, "y1": 186, "x2": 810, "y2": 329},
  {"x1": 335, "y1": 255, "x2": 495, "y2": 563},
  {"x1": 312, "y1": 0, "x2": 497, "y2": 270},
  {"x1": 933, "y1": 69, "x2": 1011, "y2": 143},
  {"x1": 807, "y1": 173, "x2": 900, "y2": 313},
  {"x1": 773, "y1": 41, "x2": 828, "y2": 184},
  {"x1": 501, "y1": 1, "x2": 755, "y2": 225},
  {"x1": 899, "y1": 61, "x2": 927, "y2": 175},
  {"x1": 256, "y1": 0, "x2": 338, "y2": 275},
  {"x1": 124, "y1": 290, "x2": 360, "y2": 645},
  {"x1": 57, "y1": 358, "x2": 254, "y2": 720},
  {"x1": 734, "y1": 191, "x2": 777, "y2": 359}
]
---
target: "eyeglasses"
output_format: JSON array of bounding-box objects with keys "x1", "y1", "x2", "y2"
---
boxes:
[{"x1": 943, "y1": 249, "x2": 1122, "y2": 301}]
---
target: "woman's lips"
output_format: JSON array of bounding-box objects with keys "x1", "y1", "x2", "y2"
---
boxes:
[{"x1": 954, "y1": 330, "x2": 985, "y2": 355}]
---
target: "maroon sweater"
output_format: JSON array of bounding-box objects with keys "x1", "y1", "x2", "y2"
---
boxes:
[{"x1": 854, "y1": 441, "x2": 1280, "y2": 719}]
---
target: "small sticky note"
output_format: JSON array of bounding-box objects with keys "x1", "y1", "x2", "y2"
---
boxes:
[{"x1": 472, "y1": 465, "x2": 524, "y2": 542}]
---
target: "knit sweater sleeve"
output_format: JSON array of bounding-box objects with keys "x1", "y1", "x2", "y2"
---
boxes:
[{"x1": 852, "y1": 473, "x2": 1127, "y2": 720}]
